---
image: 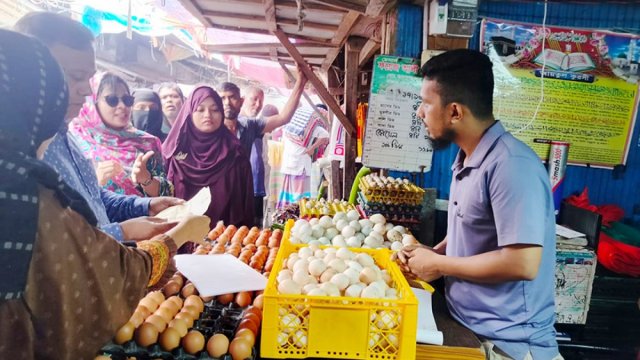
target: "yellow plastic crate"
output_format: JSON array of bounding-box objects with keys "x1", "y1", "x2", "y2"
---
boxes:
[{"x1": 261, "y1": 220, "x2": 418, "y2": 359}]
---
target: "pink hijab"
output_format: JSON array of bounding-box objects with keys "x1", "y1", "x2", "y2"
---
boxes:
[{"x1": 69, "y1": 72, "x2": 163, "y2": 195}]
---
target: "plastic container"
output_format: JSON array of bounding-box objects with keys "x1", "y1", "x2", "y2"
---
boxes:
[{"x1": 260, "y1": 220, "x2": 418, "y2": 359}]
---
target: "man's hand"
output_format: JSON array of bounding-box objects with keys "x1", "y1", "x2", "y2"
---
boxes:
[
  {"x1": 121, "y1": 216, "x2": 178, "y2": 242},
  {"x1": 166, "y1": 215, "x2": 211, "y2": 249},
  {"x1": 95, "y1": 160, "x2": 124, "y2": 186},
  {"x1": 131, "y1": 151, "x2": 154, "y2": 185},
  {"x1": 403, "y1": 246, "x2": 444, "y2": 282},
  {"x1": 148, "y1": 197, "x2": 185, "y2": 216}
]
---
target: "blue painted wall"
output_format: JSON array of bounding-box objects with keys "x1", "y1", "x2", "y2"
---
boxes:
[{"x1": 390, "y1": 1, "x2": 640, "y2": 225}]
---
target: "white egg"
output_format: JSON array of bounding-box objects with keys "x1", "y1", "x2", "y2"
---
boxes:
[
  {"x1": 373, "y1": 223, "x2": 387, "y2": 235},
  {"x1": 375, "y1": 310, "x2": 397, "y2": 330},
  {"x1": 293, "y1": 259, "x2": 309, "y2": 274},
  {"x1": 311, "y1": 224, "x2": 325, "y2": 238},
  {"x1": 308, "y1": 259, "x2": 327, "y2": 277},
  {"x1": 361, "y1": 284, "x2": 383, "y2": 298},
  {"x1": 281, "y1": 313, "x2": 302, "y2": 333},
  {"x1": 331, "y1": 235, "x2": 347, "y2": 247},
  {"x1": 319, "y1": 215, "x2": 333, "y2": 228},
  {"x1": 390, "y1": 241, "x2": 404, "y2": 251},
  {"x1": 335, "y1": 219, "x2": 349, "y2": 232},
  {"x1": 319, "y1": 282, "x2": 341, "y2": 297},
  {"x1": 356, "y1": 253, "x2": 375, "y2": 267},
  {"x1": 359, "y1": 267, "x2": 379, "y2": 284},
  {"x1": 317, "y1": 237, "x2": 330, "y2": 245},
  {"x1": 369, "y1": 213, "x2": 386, "y2": 224},
  {"x1": 385, "y1": 288, "x2": 398, "y2": 298},
  {"x1": 293, "y1": 330, "x2": 308, "y2": 348},
  {"x1": 341, "y1": 225, "x2": 356, "y2": 238},
  {"x1": 307, "y1": 288, "x2": 328, "y2": 297},
  {"x1": 301, "y1": 235, "x2": 316, "y2": 244},
  {"x1": 386, "y1": 229, "x2": 403, "y2": 242},
  {"x1": 323, "y1": 252, "x2": 336, "y2": 263},
  {"x1": 278, "y1": 279, "x2": 302, "y2": 295},
  {"x1": 330, "y1": 273, "x2": 350, "y2": 291},
  {"x1": 360, "y1": 225, "x2": 373, "y2": 236},
  {"x1": 289, "y1": 236, "x2": 301, "y2": 244},
  {"x1": 402, "y1": 234, "x2": 418, "y2": 246},
  {"x1": 328, "y1": 258, "x2": 347, "y2": 273},
  {"x1": 364, "y1": 235, "x2": 383, "y2": 248},
  {"x1": 385, "y1": 223, "x2": 394, "y2": 232},
  {"x1": 346, "y1": 209, "x2": 360, "y2": 221},
  {"x1": 302, "y1": 283, "x2": 318, "y2": 294},
  {"x1": 324, "y1": 227, "x2": 339, "y2": 239},
  {"x1": 393, "y1": 226, "x2": 407, "y2": 234},
  {"x1": 343, "y1": 268, "x2": 360, "y2": 285},
  {"x1": 336, "y1": 247, "x2": 355, "y2": 260},
  {"x1": 298, "y1": 247, "x2": 314, "y2": 259},
  {"x1": 277, "y1": 331, "x2": 289, "y2": 346},
  {"x1": 345, "y1": 283, "x2": 364, "y2": 298},
  {"x1": 346, "y1": 236, "x2": 362, "y2": 248},
  {"x1": 348, "y1": 220, "x2": 362, "y2": 232},
  {"x1": 370, "y1": 280, "x2": 388, "y2": 294},
  {"x1": 308, "y1": 217, "x2": 319, "y2": 225},
  {"x1": 319, "y1": 268, "x2": 336, "y2": 283},
  {"x1": 358, "y1": 219, "x2": 373, "y2": 228},
  {"x1": 293, "y1": 270, "x2": 313, "y2": 286},
  {"x1": 286, "y1": 255, "x2": 299, "y2": 270},
  {"x1": 333, "y1": 212, "x2": 347, "y2": 223},
  {"x1": 381, "y1": 270, "x2": 393, "y2": 285},
  {"x1": 308, "y1": 240, "x2": 322, "y2": 247},
  {"x1": 277, "y1": 269, "x2": 293, "y2": 282},
  {"x1": 346, "y1": 260, "x2": 363, "y2": 272}
]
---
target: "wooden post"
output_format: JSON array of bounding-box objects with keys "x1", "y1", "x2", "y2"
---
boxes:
[{"x1": 343, "y1": 37, "x2": 366, "y2": 200}]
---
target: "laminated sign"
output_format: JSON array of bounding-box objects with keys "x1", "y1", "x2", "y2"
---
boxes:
[{"x1": 362, "y1": 55, "x2": 433, "y2": 172}]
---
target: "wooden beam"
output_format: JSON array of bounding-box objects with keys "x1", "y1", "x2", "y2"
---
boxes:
[
  {"x1": 176, "y1": 0, "x2": 211, "y2": 27},
  {"x1": 342, "y1": 36, "x2": 366, "y2": 200},
  {"x1": 272, "y1": 29, "x2": 355, "y2": 135},
  {"x1": 279, "y1": 0, "x2": 348, "y2": 13},
  {"x1": 278, "y1": 18, "x2": 339, "y2": 32},
  {"x1": 202, "y1": 10, "x2": 265, "y2": 22},
  {"x1": 320, "y1": 11, "x2": 361, "y2": 71},
  {"x1": 315, "y1": 0, "x2": 367, "y2": 14},
  {"x1": 213, "y1": 51, "x2": 327, "y2": 58},
  {"x1": 279, "y1": 62, "x2": 329, "y2": 124},
  {"x1": 359, "y1": 39, "x2": 381, "y2": 66},
  {"x1": 264, "y1": 0, "x2": 277, "y2": 31},
  {"x1": 365, "y1": 0, "x2": 396, "y2": 17},
  {"x1": 203, "y1": 22, "x2": 332, "y2": 44},
  {"x1": 204, "y1": 41, "x2": 336, "y2": 51}
]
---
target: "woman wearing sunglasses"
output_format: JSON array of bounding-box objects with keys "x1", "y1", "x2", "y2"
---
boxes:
[{"x1": 70, "y1": 72, "x2": 173, "y2": 197}]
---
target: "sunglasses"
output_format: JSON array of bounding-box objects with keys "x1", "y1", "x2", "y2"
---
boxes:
[{"x1": 103, "y1": 94, "x2": 135, "y2": 108}]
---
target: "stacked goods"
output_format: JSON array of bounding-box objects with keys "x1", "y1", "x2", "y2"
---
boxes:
[
  {"x1": 288, "y1": 210, "x2": 418, "y2": 251},
  {"x1": 103, "y1": 288, "x2": 263, "y2": 359},
  {"x1": 261, "y1": 223, "x2": 418, "y2": 359},
  {"x1": 271, "y1": 202, "x2": 300, "y2": 224},
  {"x1": 299, "y1": 198, "x2": 358, "y2": 218},
  {"x1": 358, "y1": 174, "x2": 425, "y2": 227}
]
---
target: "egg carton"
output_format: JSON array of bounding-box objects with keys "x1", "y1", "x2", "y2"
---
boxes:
[
  {"x1": 357, "y1": 192, "x2": 422, "y2": 219},
  {"x1": 99, "y1": 300, "x2": 257, "y2": 360}
]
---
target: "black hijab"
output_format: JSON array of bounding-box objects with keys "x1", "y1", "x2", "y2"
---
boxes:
[
  {"x1": 132, "y1": 88, "x2": 165, "y2": 141},
  {"x1": 0, "y1": 29, "x2": 96, "y2": 301}
]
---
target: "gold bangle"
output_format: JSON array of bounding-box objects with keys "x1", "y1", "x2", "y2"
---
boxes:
[{"x1": 137, "y1": 239, "x2": 170, "y2": 287}]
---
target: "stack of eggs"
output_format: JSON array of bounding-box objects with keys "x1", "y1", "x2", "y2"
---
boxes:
[{"x1": 288, "y1": 210, "x2": 418, "y2": 250}]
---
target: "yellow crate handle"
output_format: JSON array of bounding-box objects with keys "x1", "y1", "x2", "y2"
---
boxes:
[{"x1": 411, "y1": 279, "x2": 435, "y2": 294}]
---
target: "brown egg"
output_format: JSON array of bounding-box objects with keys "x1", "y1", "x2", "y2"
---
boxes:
[
  {"x1": 234, "y1": 328, "x2": 256, "y2": 347},
  {"x1": 159, "y1": 327, "x2": 181, "y2": 351},
  {"x1": 235, "y1": 292, "x2": 252, "y2": 308},
  {"x1": 243, "y1": 312, "x2": 261, "y2": 328},
  {"x1": 162, "y1": 281, "x2": 181, "y2": 297},
  {"x1": 236, "y1": 319, "x2": 258, "y2": 337},
  {"x1": 147, "y1": 290, "x2": 165, "y2": 304},
  {"x1": 134, "y1": 323, "x2": 159, "y2": 347},
  {"x1": 168, "y1": 318, "x2": 189, "y2": 337},
  {"x1": 139, "y1": 297, "x2": 159, "y2": 312},
  {"x1": 167, "y1": 295, "x2": 183, "y2": 309},
  {"x1": 180, "y1": 305, "x2": 201, "y2": 320},
  {"x1": 135, "y1": 304, "x2": 152, "y2": 320},
  {"x1": 200, "y1": 295, "x2": 215, "y2": 303},
  {"x1": 154, "y1": 307, "x2": 174, "y2": 323},
  {"x1": 207, "y1": 333, "x2": 230, "y2": 357},
  {"x1": 128, "y1": 311, "x2": 144, "y2": 328},
  {"x1": 173, "y1": 312, "x2": 194, "y2": 328},
  {"x1": 114, "y1": 321, "x2": 135, "y2": 345},
  {"x1": 170, "y1": 273, "x2": 184, "y2": 287},
  {"x1": 229, "y1": 338, "x2": 252, "y2": 360},
  {"x1": 159, "y1": 300, "x2": 180, "y2": 316},
  {"x1": 217, "y1": 293, "x2": 234, "y2": 305},
  {"x1": 184, "y1": 295, "x2": 205, "y2": 312},
  {"x1": 252, "y1": 295, "x2": 264, "y2": 309},
  {"x1": 182, "y1": 330, "x2": 205, "y2": 355},
  {"x1": 145, "y1": 314, "x2": 167, "y2": 333},
  {"x1": 244, "y1": 306, "x2": 262, "y2": 319},
  {"x1": 181, "y1": 282, "x2": 198, "y2": 298}
]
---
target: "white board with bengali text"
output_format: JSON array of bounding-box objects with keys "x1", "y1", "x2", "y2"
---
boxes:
[{"x1": 362, "y1": 55, "x2": 433, "y2": 172}]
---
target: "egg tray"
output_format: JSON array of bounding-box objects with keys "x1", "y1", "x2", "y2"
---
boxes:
[
  {"x1": 357, "y1": 192, "x2": 422, "y2": 219},
  {"x1": 99, "y1": 301, "x2": 257, "y2": 360}
]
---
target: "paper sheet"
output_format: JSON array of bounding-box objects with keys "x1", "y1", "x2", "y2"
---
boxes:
[
  {"x1": 155, "y1": 187, "x2": 210, "y2": 221},
  {"x1": 556, "y1": 224, "x2": 585, "y2": 239},
  {"x1": 175, "y1": 254, "x2": 268, "y2": 297},
  {"x1": 412, "y1": 287, "x2": 444, "y2": 345}
]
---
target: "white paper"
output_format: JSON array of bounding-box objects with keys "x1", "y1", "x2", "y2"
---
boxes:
[
  {"x1": 174, "y1": 254, "x2": 267, "y2": 297},
  {"x1": 556, "y1": 224, "x2": 585, "y2": 239},
  {"x1": 412, "y1": 287, "x2": 444, "y2": 345},
  {"x1": 155, "y1": 187, "x2": 210, "y2": 221}
]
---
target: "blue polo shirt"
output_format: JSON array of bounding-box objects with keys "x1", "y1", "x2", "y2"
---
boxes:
[
  {"x1": 237, "y1": 116, "x2": 267, "y2": 197},
  {"x1": 446, "y1": 121, "x2": 559, "y2": 360}
]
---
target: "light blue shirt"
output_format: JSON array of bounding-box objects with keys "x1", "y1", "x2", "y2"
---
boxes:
[
  {"x1": 446, "y1": 121, "x2": 559, "y2": 360},
  {"x1": 43, "y1": 131, "x2": 150, "y2": 241}
]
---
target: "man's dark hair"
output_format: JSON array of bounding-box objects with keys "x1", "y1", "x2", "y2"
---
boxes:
[
  {"x1": 219, "y1": 82, "x2": 241, "y2": 97},
  {"x1": 157, "y1": 82, "x2": 184, "y2": 99},
  {"x1": 14, "y1": 11, "x2": 94, "y2": 50},
  {"x1": 420, "y1": 49, "x2": 494, "y2": 120}
]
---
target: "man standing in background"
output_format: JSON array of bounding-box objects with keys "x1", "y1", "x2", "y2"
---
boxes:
[{"x1": 158, "y1": 82, "x2": 185, "y2": 136}]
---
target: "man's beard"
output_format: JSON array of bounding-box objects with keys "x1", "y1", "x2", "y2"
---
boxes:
[
  {"x1": 224, "y1": 109, "x2": 238, "y2": 119},
  {"x1": 426, "y1": 128, "x2": 455, "y2": 150}
]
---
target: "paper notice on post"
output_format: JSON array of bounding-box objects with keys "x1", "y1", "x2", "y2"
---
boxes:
[
  {"x1": 412, "y1": 287, "x2": 444, "y2": 345},
  {"x1": 155, "y1": 187, "x2": 210, "y2": 221},
  {"x1": 174, "y1": 254, "x2": 268, "y2": 296}
]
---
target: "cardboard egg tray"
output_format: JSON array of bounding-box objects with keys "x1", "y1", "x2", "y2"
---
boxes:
[
  {"x1": 99, "y1": 300, "x2": 257, "y2": 360},
  {"x1": 357, "y1": 192, "x2": 422, "y2": 219}
]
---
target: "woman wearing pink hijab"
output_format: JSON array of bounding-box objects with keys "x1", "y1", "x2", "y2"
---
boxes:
[{"x1": 163, "y1": 86, "x2": 254, "y2": 228}]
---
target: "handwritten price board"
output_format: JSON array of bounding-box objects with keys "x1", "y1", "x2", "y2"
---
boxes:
[{"x1": 362, "y1": 55, "x2": 433, "y2": 172}]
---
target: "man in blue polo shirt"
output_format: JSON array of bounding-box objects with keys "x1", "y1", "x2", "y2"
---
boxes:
[{"x1": 400, "y1": 49, "x2": 562, "y2": 360}]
